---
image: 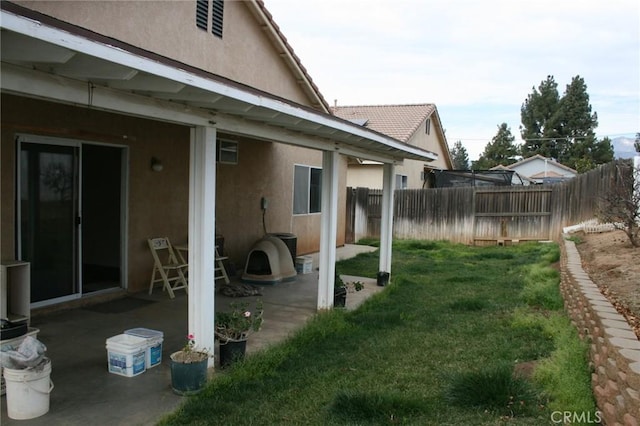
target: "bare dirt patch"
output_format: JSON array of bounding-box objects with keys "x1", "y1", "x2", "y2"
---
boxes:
[{"x1": 573, "y1": 229, "x2": 640, "y2": 339}]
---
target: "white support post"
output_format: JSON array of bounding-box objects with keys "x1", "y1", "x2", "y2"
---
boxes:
[
  {"x1": 379, "y1": 163, "x2": 395, "y2": 281},
  {"x1": 189, "y1": 126, "x2": 217, "y2": 367},
  {"x1": 317, "y1": 150, "x2": 339, "y2": 309}
]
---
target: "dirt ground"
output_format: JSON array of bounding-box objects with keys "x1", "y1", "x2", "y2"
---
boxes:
[{"x1": 573, "y1": 229, "x2": 640, "y2": 339}]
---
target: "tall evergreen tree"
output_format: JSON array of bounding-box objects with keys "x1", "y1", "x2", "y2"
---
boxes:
[
  {"x1": 520, "y1": 75, "x2": 612, "y2": 171},
  {"x1": 450, "y1": 140, "x2": 470, "y2": 169},
  {"x1": 520, "y1": 75, "x2": 560, "y2": 158},
  {"x1": 556, "y1": 75, "x2": 600, "y2": 166},
  {"x1": 472, "y1": 123, "x2": 519, "y2": 169}
]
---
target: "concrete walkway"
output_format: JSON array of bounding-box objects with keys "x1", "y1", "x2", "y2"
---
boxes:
[{"x1": 1, "y1": 245, "x2": 379, "y2": 425}]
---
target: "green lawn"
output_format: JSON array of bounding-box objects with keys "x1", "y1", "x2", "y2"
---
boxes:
[{"x1": 159, "y1": 240, "x2": 596, "y2": 425}]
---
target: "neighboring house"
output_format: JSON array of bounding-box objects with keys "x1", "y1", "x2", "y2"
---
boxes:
[
  {"x1": 489, "y1": 165, "x2": 533, "y2": 186},
  {"x1": 0, "y1": 1, "x2": 436, "y2": 355},
  {"x1": 332, "y1": 104, "x2": 451, "y2": 189},
  {"x1": 504, "y1": 155, "x2": 578, "y2": 184}
]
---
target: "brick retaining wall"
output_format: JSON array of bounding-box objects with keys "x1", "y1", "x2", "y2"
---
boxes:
[{"x1": 561, "y1": 238, "x2": 640, "y2": 425}]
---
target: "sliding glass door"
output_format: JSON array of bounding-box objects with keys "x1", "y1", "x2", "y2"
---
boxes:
[
  {"x1": 18, "y1": 136, "x2": 126, "y2": 305},
  {"x1": 20, "y1": 142, "x2": 79, "y2": 302}
]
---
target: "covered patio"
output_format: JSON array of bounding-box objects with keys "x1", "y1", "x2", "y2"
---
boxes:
[
  {"x1": 1, "y1": 5, "x2": 438, "y2": 369},
  {"x1": 1, "y1": 245, "x2": 381, "y2": 425}
]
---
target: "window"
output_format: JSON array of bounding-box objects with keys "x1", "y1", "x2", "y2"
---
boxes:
[
  {"x1": 395, "y1": 174, "x2": 408, "y2": 189},
  {"x1": 425, "y1": 118, "x2": 431, "y2": 135},
  {"x1": 293, "y1": 165, "x2": 322, "y2": 214},
  {"x1": 195, "y1": 0, "x2": 223, "y2": 38},
  {"x1": 217, "y1": 139, "x2": 238, "y2": 164}
]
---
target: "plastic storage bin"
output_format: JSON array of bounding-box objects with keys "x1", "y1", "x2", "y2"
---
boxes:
[
  {"x1": 106, "y1": 334, "x2": 147, "y2": 377},
  {"x1": 124, "y1": 328, "x2": 164, "y2": 369}
]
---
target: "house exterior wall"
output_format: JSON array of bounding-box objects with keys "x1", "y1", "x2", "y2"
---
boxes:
[
  {"x1": 1, "y1": 94, "x2": 347, "y2": 294},
  {"x1": 12, "y1": 0, "x2": 313, "y2": 107},
  {"x1": 395, "y1": 119, "x2": 450, "y2": 189},
  {"x1": 2, "y1": 1, "x2": 347, "y2": 300},
  {"x1": 0, "y1": 94, "x2": 190, "y2": 293},
  {"x1": 346, "y1": 164, "x2": 384, "y2": 189},
  {"x1": 347, "y1": 118, "x2": 451, "y2": 190},
  {"x1": 215, "y1": 137, "x2": 346, "y2": 268},
  {"x1": 511, "y1": 158, "x2": 576, "y2": 180}
]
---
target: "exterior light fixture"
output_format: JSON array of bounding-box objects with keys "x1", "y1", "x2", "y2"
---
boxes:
[{"x1": 151, "y1": 157, "x2": 163, "y2": 172}]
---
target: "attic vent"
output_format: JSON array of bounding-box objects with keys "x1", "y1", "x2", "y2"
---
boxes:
[
  {"x1": 196, "y1": 0, "x2": 208, "y2": 30},
  {"x1": 211, "y1": 0, "x2": 224, "y2": 38}
]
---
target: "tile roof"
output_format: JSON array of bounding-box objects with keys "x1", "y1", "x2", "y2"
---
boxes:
[{"x1": 331, "y1": 104, "x2": 436, "y2": 142}]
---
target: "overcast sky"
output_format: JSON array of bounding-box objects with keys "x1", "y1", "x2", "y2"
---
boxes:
[{"x1": 265, "y1": 0, "x2": 640, "y2": 160}]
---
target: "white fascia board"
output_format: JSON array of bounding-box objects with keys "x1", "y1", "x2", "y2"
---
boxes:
[
  {"x1": 1, "y1": 62, "x2": 214, "y2": 127},
  {"x1": 1, "y1": 10, "x2": 436, "y2": 163}
]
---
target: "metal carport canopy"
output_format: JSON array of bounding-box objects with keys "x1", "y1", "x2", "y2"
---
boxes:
[{"x1": 0, "y1": 6, "x2": 438, "y2": 165}]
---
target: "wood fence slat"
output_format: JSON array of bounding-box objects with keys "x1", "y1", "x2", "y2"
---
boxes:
[{"x1": 346, "y1": 160, "x2": 622, "y2": 244}]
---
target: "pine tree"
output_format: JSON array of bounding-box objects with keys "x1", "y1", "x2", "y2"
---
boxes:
[
  {"x1": 450, "y1": 140, "x2": 470, "y2": 169},
  {"x1": 520, "y1": 75, "x2": 612, "y2": 171},
  {"x1": 472, "y1": 123, "x2": 519, "y2": 169},
  {"x1": 520, "y1": 75, "x2": 560, "y2": 158}
]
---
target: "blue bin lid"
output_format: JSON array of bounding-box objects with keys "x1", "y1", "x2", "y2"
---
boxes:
[{"x1": 124, "y1": 328, "x2": 163, "y2": 339}]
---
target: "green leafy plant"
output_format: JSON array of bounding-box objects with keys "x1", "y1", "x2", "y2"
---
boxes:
[
  {"x1": 335, "y1": 274, "x2": 364, "y2": 293},
  {"x1": 215, "y1": 300, "x2": 263, "y2": 343}
]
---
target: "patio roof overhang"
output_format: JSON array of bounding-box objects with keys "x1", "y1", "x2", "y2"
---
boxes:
[{"x1": 0, "y1": 4, "x2": 438, "y2": 165}]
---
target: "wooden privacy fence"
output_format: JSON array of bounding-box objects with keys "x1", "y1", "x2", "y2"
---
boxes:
[{"x1": 346, "y1": 160, "x2": 622, "y2": 244}]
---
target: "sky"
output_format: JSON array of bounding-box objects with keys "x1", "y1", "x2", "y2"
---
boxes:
[{"x1": 264, "y1": 0, "x2": 640, "y2": 160}]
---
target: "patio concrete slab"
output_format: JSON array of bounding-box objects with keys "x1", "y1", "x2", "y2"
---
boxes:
[{"x1": 1, "y1": 244, "x2": 378, "y2": 425}]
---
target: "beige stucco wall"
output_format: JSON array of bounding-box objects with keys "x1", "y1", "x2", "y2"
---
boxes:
[
  {"x1": 346, "y1": 164, "x2": 384, "y2": 189},
  {"x1": 3, "y1": 2, "x2": 348, "y2": 303},
  {"x1": 347, "y1": 117, "x2": 451, "y2": 189},
  {"x1": 215, "y1": 137, "x2": 347, "y2": 269},
  {"x1": 0, "y1": 94, "x2": 190, "y2": 293},
  {"x1": 13, "y1": 1, "x2": 313, "y2": 107},
  {"x1": 397, "y1": 118, "x2": 450, "y2": 189},
  {"x1": 1, "y1": 95, "x2": 347, "y2": 295}
]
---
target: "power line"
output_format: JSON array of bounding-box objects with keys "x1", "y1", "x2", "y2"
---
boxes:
[{"x1": 450, "y1": 132, "x2": 636, "y2": 143}]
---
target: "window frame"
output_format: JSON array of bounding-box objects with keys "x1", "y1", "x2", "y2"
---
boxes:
[
  {"x1": 395, "y1": 174, "x2": 408, "y2": 189},
  {"x1": 217, "y1": 139, "x2": 238, "y2": 164},
  {"x1": 293, "y1": 164, "x2": 322, "y2": 215}
]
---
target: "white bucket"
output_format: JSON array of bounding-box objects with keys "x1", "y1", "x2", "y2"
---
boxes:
[
  {"x1": 124, "y1": 328, "x2": 164, "y2": 369},
  {"x1": 3, "y1": 358, "x2": 53, "y2": 420},
  {"x1": 106, "y1": 334, "x2": 147, "y2": 377}
]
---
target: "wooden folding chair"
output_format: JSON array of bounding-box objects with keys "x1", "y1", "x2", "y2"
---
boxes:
[
  {"x1": 215, "y1": 246, "x2": 230, "y2": 284},
  {"x1": 148, "y1": 237, "x2": 188, "y2": 298}
]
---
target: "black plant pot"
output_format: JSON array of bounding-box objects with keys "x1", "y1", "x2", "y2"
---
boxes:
[
  {"x1": 219, "y1": 339, "x2": 247, "y2": 367},
  {"x1": 334, "y1": 288, "x2": 347, "y2": 307}
]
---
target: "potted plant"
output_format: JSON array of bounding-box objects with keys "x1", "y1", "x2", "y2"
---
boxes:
[
  {"x1": 169, "y1": 334, "x2": 211, "y2": 395},
  {"x1": 215, "y1": 299, "x2": 263, "y2": 367},
  {"x1": 334, "y1": 273, "x2": 364, "y2": 308}
]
